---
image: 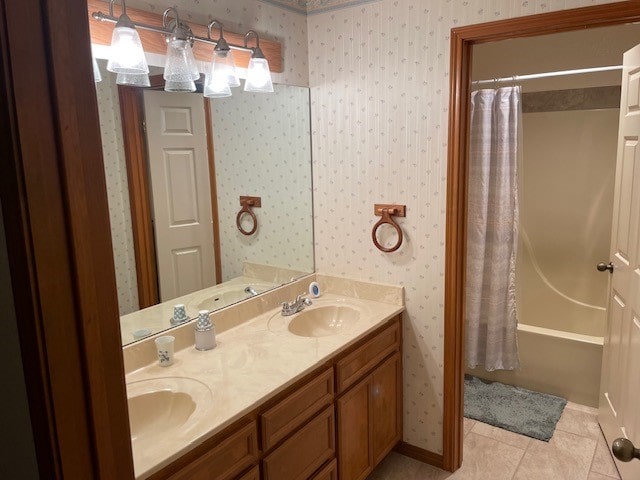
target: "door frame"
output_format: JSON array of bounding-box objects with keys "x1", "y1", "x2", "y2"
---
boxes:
[
  {"x1": 118, "y1": 76, "x2": 223, "y2": 308},
  {"x1": 0, "y1": 0, "x2": 134, "y2": 476},
  {"x1": 444, "y1": 1, "x2": 640, "y2": 471}
]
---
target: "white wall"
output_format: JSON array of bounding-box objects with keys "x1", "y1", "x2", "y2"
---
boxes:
[
  {"x1": 211, "y1": 85, "x2": 314, "y2": 280},
  {"x1": 307, "y1": 0, "x2": 618, "y2": 454}
]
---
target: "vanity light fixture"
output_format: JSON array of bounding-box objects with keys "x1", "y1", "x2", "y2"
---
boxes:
[
  {"x1": 243, "y1": 31, "x2": 274, "y2": 93},
  {"x1": 105, "y1": 0, "x2": 149, "y2": 76},
  {"x1": 92, "y1": 3, "x2": 275, "y2": 97}
]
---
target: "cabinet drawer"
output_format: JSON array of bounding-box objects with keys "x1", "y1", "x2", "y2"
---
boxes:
[
  {"x1": 311, "y1": 459, "x2": 338, "y2": 480},
  {"x1": 261, "y1": 368, "x2": 334, "y2": 451},
  {"x1": 336, "y1": 318, "x2": 400, "y2": 393},
  {"x1": 262, "y1": 406, "x2": 335, "y2": 480},
  {"x1": 169, "y1": 422, "x2": 258, "y2": 480}
]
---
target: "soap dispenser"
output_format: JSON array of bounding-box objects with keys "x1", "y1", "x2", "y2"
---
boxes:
[{"x1": 195, "y1": 310, "x2": 216, "y2": 351}]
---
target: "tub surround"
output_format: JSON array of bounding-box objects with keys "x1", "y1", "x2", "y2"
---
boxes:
[{"x1": 122, "y1": 274, "x2": 404, "y2": 478}]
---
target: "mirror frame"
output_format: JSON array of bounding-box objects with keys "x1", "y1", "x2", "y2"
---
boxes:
[{"x1": 444, "y1": 0, "x2": 640, "y2": 472}]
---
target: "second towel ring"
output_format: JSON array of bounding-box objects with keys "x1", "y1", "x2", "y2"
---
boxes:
[
  {"x1": 372, "y1": 204, "x2": 406, "y2": 253},
  {"x1": 236, "y1": 196, "x2": 261, "y2": 236}
]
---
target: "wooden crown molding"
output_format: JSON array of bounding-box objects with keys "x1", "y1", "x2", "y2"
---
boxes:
[{"x1": 86, "y1": 0, "x2": 283, "y2": 73}]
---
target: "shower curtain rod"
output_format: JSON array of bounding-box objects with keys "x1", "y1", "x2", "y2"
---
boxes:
[{"x1": 472, "y1": 65, "x2": 622, "y2": 86}]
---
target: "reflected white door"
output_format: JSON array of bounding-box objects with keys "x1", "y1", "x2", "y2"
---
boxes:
[
  {"x1": 598, "y1": 44, "x2": 640, "y2": 479},
  {"x1": 143, "y1": 90, "x2": 216, "y2": 301}
]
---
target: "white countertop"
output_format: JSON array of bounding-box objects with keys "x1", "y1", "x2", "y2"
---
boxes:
[{"x1": 127, "y1": 292, "x2": 404, "y2": 478}]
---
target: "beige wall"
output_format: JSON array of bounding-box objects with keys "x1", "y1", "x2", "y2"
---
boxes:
[
  {"x1": 307, "y1": 0, "x2": 619, "y2": 454},
  {"x1": 473, "y1": 23, "x2": 640, "y2": 92}
]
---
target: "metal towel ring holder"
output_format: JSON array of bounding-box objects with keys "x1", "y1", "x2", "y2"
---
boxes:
[
  {"x1": 236, "y1": 196, "x2": 261, "y2": 236},
  {"x1": 371, "y1": 204, "x2": 406, "y2": 253}
]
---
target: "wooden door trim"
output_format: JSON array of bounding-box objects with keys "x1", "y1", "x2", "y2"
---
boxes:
[
  {"x1": 119, "y1": 85, "x2": 160, "y2": 308},
  {"x1": 444, "y1": 1, "x2": 640, "y2": 472},
  {"x1": 1, "y1": 0, "x2": 134, "y2": 477},
  {"x1": 119, "y1": 79, "x2": 224, "y2": 306},
  {"x1": 204, "y1": 98, "x2": 224, "y2": 285}
]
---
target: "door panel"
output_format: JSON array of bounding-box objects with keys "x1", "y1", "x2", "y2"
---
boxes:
[
  {"x1": 599, "y1": 43, "x2": 640, "y2": 479},
  {"x1": 144, "y1": 91, "x2": 216, "y2": 301}
]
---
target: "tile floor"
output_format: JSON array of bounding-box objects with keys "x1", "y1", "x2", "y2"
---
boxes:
[{"x1": 368, "y1": 402, "x2": 621, "y2": 480}]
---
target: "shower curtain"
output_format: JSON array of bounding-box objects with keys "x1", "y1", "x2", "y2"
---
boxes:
[{"x1": 466, "y1": 86, "x2": 521, "y2": 371}]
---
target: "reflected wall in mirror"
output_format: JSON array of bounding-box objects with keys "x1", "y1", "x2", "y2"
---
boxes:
[{"x1": 95, "y1": 60, "x2": 314, "y2": 346}]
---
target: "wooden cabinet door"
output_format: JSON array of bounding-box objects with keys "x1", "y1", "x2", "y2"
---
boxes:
[
  {"x1": 371, "y1": 352, "x2": 402, "y2": 464},
  {"x1": 262, "y1": 406, "x2": 335, "y2": 480},
  {"x1": 336, "y1": 375, "x2": 372, "y2": 480}
]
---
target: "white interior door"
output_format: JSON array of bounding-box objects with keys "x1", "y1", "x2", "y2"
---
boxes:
[
  {"x1": 143, "y1": 90, "x2": 216, "y2": 301},
  {"x1": 598, "y1": 43, "x2": 640, "y2": 479}
]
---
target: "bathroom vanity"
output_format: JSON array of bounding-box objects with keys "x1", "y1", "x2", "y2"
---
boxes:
[{"x1": 122, "y1": 275, "x2": 404, "y2": 480}]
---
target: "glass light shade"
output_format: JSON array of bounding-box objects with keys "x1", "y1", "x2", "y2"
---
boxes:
[
  {"x1": 116, "y1": 72, "x2": 151, "y2": 87},
  {"x1": 164, "y1": 39, "x2": 200, "y2": 82},
  {"x1": 203, "y1": 67, "x2": 232, "y2": 98},
  {"x1": 244, "y1": 57, "x2": 274, "y2": 93},
  {"x1": 107, "y1": 26, "x2": 149, "y2": 75},
  {"x1": 213, "y1": 49, "x2": 240, "y2": 88},
  {"x1": 92, "y1": 55, "x2": 102, "y2": 83},
  {"x1": 165, "y1": 79, "x2": 196, "y2": 93}
]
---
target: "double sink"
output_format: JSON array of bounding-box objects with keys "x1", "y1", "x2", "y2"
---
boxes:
[{"x1": 126, "y1": 301, "x2": 361, "y2": 460}]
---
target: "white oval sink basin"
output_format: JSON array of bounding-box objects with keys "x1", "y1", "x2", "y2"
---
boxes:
[
  {"x1": 127, "y1": 377, "x2": 213, "y2": 444},
  {"x1": 288, "y1": 306, "x2": 359, "y2": 337},
  {"x1": 194, "y1": 283, "x2": 273, "y2": 312}
]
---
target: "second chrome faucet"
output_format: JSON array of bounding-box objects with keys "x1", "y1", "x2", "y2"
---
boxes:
[{"x1": 281, "y1": 294, "x2": 312, "y2": 316}]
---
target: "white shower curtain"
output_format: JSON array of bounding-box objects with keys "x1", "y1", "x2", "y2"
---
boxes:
[{"x1": 466, "y1": 86, "x2": 521, "y2": 371}]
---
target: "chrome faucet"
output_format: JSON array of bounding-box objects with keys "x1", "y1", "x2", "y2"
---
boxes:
[
  {"x1": 281, "y1": 294, "x2": 312, "y2": 316},
  {"x1": 244, "y1": 286, "x2": 259, "y2": 296}
]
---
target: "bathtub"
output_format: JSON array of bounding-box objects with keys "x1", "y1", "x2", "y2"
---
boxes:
[{"x1": 467, "y1": 323, "x2": 603, "y2": 407}]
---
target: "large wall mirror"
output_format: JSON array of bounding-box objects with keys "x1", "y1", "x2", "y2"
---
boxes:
[{"x1": 94, "y1": 58, "x2": 314, "y2": 346}]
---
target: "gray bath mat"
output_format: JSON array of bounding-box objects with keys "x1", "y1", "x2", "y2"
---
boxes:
[{"x1": 464, "y1": 375, "x2": 567, "y2": 441}]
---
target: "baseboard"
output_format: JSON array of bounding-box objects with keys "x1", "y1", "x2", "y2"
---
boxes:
[{"x1": 394, "y1": 441, "x2": 444, "y2": 469}]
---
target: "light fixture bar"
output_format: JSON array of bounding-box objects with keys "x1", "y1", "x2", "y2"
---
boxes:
[{"x1": 92, "y1": 11, "x2": 254, "y2": 53}]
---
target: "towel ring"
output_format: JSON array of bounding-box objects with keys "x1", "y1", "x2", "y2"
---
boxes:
[
  {"x1": 371, "y1": 204, "x2": 406, "y2": 253},
  {"x1": 236, "y1": 196, "x2": 261, "y2": 236}
]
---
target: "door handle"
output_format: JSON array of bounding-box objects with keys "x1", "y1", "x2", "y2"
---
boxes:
[
  {"x1": 612, "y1": 438, "x2": 640, "y2": 462},
  {"x1": 597, "y1": 262, "x2": 614, "y2": 273}
]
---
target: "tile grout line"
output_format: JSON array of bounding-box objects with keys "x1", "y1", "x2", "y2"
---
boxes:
[{"x1": 509, "y1": 438, "x2": 530, "y2": 480}]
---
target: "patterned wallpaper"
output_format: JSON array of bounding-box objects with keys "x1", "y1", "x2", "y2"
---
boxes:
[
  {"x1": 95, "y1": 61, "x2": 140, "y2": 315},
  {"x1": 127, "y1": 0, "x2": 310, "y2": 86},
  {"x1": 211, "y1": 84, "x2": 314, "y2": 281},
  {"x1": 307, "y1": 0, "x2": 618, "y2": 454}
]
